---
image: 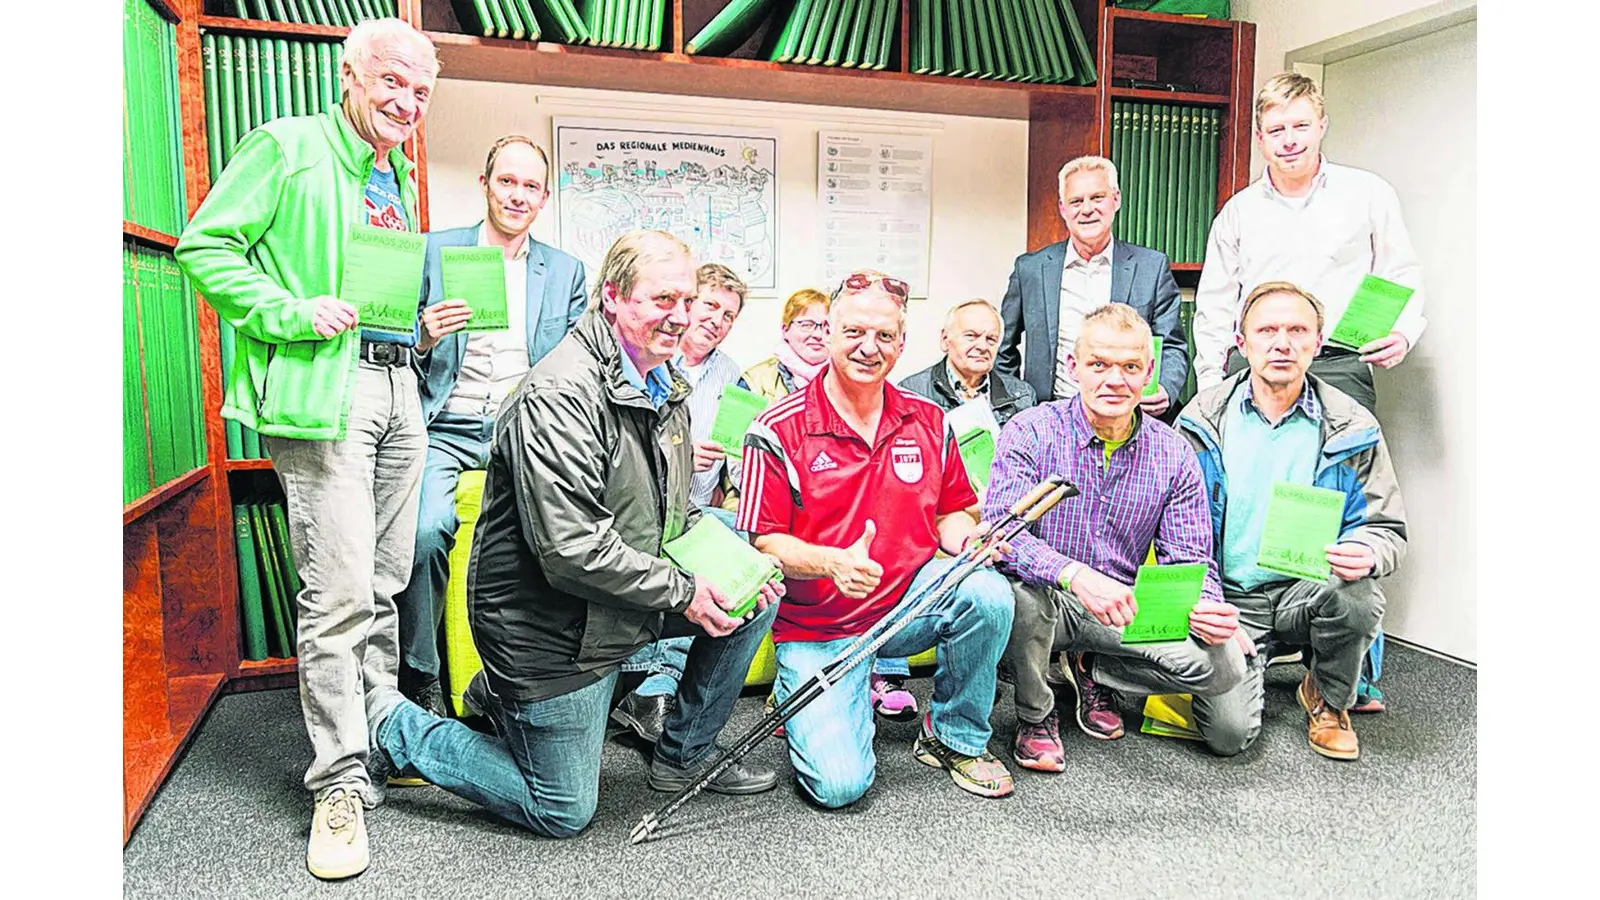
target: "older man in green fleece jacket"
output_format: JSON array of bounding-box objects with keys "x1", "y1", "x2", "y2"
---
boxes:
[{"x1": 175, "y1": 17, "x2": 438, "y2": 882}]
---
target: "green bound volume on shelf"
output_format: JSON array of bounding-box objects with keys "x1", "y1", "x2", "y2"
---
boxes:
[{"x1": 234, "y1": 504, "x2": 271, "y2": 661}]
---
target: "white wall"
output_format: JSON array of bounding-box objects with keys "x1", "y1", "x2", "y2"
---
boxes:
[
  {"x1": 1319, "y1": 21, "x2": 1477, "y2": 661},
  {"x1": 1231, "y1": 0, "x2": 1448, "y2": 178},
  {"x1": 423, "y1": 79, "x2": 1028, "y2": 378}
]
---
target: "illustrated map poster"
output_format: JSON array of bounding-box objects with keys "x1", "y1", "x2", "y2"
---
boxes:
[
  {"x1": 553, "y1": 119, "x2": 780, "y2": 290},
  {"x1": 818, "y1": 131, "x2": 933, "y2": 297}
]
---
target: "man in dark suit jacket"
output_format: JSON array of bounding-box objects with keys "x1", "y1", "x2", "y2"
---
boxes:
[
  {"x1": 997, "y1": 155, "x2": 1186, "y2": 418},
  {"x1": 395, "y1": 136, "x2": 587, "y2": 714}
]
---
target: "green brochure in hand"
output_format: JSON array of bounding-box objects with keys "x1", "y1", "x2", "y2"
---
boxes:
[
  {"x1": 956, "y1": 427, "x2": 997, "y2": 491},
  {"x1": 1329, "y1": 275, "x2": 1414, "y2": 350},
  {"x1": 340, "y1": 224, "x2": 425, "y2": 334},
  {"x1": 441, "y1": 245, "x2": 510, "y2": 332},
  {"x1": 1257, "y1": 481, "x2": 1345, "y2": 582},
  {"x1": 708, "y1": 384, "x2": 769, "y2": 458},
  {"x1": 662, "y1": 515, "x2": 780, "y2": 619},
  {"x1": 1143, "y1": 335, "x2": 1164, "y2": 398},
  {"x1": 1123, "y1": 563, "x2": 1206, "y2": 645}
]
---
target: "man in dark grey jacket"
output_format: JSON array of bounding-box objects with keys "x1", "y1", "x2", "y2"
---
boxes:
[
  {"x1": 365, "y1": 231, "x2": 784, "y2": 839},
  {"x1": 899, "y1": 298, "x2": 1037, "y2": 426},
  {"x1": 997, "y1": 155, "x2": 1187, "y2": 418}
]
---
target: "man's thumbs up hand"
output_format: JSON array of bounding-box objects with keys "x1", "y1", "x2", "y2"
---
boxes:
[{"x1": 832, "y1": 519, "x2": 884, "y2": 599}]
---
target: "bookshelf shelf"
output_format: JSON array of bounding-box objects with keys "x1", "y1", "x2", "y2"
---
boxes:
[
  {"x1": 1170, "y1": 262, "x2": 1203, "y2": 272},
  {"x1": 1108, "y1": 8, "x2": 1235, "y2": 30},
  {"x1": 1109, "y1": 87, "x2": 1231, "y2": 106},
  {"x1": 123, "y1": 671, "x2": 225, "y2": 840},
  {"x1": 196, "y1": 14, "x2": 351, "y2": 40},
  {"x1": 123, "y1": 221, "x2": 181, "y2": 251},
  {"x1": 226, "y1": 458, "x2": 275, "y2": 471},
  {"x1": 428, "y1": 31, "x2": 1093, "y2": 120},
  {"x1": 123, "y1": 466, "x2": 210, "y2": 526}
]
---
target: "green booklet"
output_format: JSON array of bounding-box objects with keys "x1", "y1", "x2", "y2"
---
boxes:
[
  {"x1": 708, "y1": 384, "x2": 769, "y2": 457},
  {"x1": 440, "y1": 245, "x2": 510, "y2": 331},
  {"x1": 956, "y1": 426, "x2": 997, "y2": 491},
  {"x1": 1329, "y1": 274, "x2": 1414, "y2": 350},
  {"x1": 1143, "y1": 335, "x2": 1163, "y2": 397},
  {"x1": 1257, "y1": 481, "x2": 1345, "y2": 582},
  {"x1": 1122, "y1": 563, "x2": 1207, "y2": 644},
  {"x1": 340, "y1": 224, "x2": 425, "y2": 334},
  {"x1": 662, "y1": 515, "x2": 780, "y2": 619}
]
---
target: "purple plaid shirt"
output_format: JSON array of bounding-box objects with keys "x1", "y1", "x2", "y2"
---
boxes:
[{"x1": 982, "y1": 397, "x2": 1221, "y2": 604}]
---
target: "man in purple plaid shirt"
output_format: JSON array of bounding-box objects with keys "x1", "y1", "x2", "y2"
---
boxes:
[{"x1": 984, "y1": 305, "x2": 1250, "y2": 772}]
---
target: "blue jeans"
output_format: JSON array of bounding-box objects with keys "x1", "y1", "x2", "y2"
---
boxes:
[
  {"x1": 621, "y1": 506, "x2": 752, "y2": 698},
  {"x1": 375, "y1": 599, "x2": 780, "y2": 837},
  {"x1": 773, "y1": 557, "x2": 1013, "y2": 809},
  {"x1": 395, "y1": 412, "x2": 494, "y2": 686}
]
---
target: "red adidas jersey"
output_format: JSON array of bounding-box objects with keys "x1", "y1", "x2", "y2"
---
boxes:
[{"x1": 737, "y1": 372, "x2": 978, "y2": 642}]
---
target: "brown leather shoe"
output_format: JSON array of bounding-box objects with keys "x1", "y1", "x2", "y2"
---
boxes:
[{"x1": 1296, "y1": 673, "x2": 1359, "y2": 760}]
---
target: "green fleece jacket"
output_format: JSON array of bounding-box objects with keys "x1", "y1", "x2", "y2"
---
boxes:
[{"x1": 175, "y1": 109, "x2": 418, "y2": 441}]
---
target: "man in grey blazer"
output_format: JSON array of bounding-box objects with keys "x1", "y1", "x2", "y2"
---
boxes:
[
  {"x1": 997, "y1": 156, "x2": 1187, "y2": 418},
  {"x1": 396, "y1": 136, "x2": 587, "y2": 715}
]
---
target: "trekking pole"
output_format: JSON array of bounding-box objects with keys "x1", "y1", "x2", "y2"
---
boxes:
[{"x1": 628, "y1": 475, "x2": 1078, "y2": 845}]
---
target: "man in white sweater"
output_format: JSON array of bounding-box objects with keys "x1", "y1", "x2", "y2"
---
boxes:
[{"x1": 1192, "y1": 72, "x2": 1427, "y2": 414}]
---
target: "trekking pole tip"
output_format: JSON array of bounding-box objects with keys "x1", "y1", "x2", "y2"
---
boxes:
[{"x1": 629, "y1": 816, "x2": 658, "y2": 845}]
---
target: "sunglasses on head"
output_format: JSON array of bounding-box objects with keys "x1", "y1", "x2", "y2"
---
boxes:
[{"x1": 841, "y1": 273, "x2": 910, "y2": 299}]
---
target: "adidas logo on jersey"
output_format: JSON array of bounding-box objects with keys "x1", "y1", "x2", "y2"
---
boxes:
[{"x1": 810, "y1": 451, "x2": 839, "y2": 473}]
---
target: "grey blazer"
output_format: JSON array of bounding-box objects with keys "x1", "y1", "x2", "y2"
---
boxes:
[
  {"x1": 415, "y1": 224, "x2": 588, "y2": 424},
  {"x1": 996, "y1": 239, "x2": 1186, "y2": 404}
]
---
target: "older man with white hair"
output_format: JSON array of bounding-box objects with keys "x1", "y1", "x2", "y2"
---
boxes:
[
  {"x1": 898, "y1": 298, "x2": 1037, "y2": 427},
  {"x1": 176, "y1": 17, "x2": 440, "y2": 880},
  {"x1": 997, "y1": 155, "x2": 1188, "y2": 417}
]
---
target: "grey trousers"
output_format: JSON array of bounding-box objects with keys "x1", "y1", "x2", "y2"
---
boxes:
[
  {"x1": 1000, "y1": 581, "x2": 1248, "y2": 725},
  {"x1": 1194, "y1": 577, "x2": 1386, "y2": 756},
  {"x1": 265, "y1": 362, "x2": 427, "y2": 803}
]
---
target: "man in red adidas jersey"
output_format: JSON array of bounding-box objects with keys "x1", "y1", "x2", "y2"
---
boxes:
[{"x1": 738, "y1": 270, "x2": 1018, "y2": 806}]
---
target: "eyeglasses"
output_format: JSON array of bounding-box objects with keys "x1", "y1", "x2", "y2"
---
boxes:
[
  {"x1": 788, "y1": 319, "x2": 829, "y2": 335},
  {"x1": 840, "y1": 273, "x2": 910, "y2": 300}
]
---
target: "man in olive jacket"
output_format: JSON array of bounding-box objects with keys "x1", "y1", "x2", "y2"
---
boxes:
[{"x1": 368, "y1": 231, "x2": 784, "y2": 839}]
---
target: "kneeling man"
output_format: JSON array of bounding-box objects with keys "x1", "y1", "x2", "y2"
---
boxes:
[
  {"x1": 990, "y1": 304, "x2": 1247, "y2": 769},
  {"x1": 738, "y1": 270, "x2": 1017, "y2": 806},
  {"x1": 366, "y1": 231, "x2": 783, "y2": 838},
  {"x1": 1177, "y1": 281, "x2": 1405, "y2": 760}
]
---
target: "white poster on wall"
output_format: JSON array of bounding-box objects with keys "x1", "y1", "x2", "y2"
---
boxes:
[
  {"x1": 817, "y1": 131, "x2": 933, "y2": 297},
  {"x1": 552, "y1": 118, "x2": 780, "y2": 290}
]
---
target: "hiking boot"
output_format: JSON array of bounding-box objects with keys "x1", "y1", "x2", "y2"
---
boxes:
[
  {"x1": 870, "y1": 673, "x2": 919, "y2": 722},
  {"x1": 306, "y1": 786, "x2": 369, "y2": 881},
  {"x1": 610, "y1": 691, "x2": 674, "y2": 746},
  {"x1": 367, "y1": 717, "x2": 427, "y2": 791},
  {"x1": 912, "y1": 713, "x2": 1014, "y2": 798},
  {"x1": 1012, "y1": 711, "x2": 1066, "y2": 773},
  {"x1": 1062, "y1": 652, "x2": 1125, "y2": 740},
  {"x1": 1297, "y1": 673, "x2": 1360, "y2": 760},
  {"x1": 647, "y1": 752, "x2": 779, "y2": 796},
  {"x1": 403, "y1": 676, "x2": 449, "y2": 719}
]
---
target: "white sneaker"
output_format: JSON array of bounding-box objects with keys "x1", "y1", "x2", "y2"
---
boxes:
[{"x1": 306, "y1": 786, "x2": 369, "y2": 881}]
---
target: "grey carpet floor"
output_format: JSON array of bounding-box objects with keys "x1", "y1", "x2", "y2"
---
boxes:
[{"x1": 124, "y1": 642, "x2": 1475, "y2": 899}]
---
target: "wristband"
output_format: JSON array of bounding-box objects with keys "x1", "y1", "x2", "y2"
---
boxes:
[{"x1": 1058, "y1": 561, "x2": 1083, "y2": 589}]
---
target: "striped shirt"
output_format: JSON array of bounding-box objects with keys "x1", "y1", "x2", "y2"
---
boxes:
[
  {"x1": 674, "y1": 348, "x2": 747, "y2": 507},
  {"x1": 981, "y1": 397, "x2": 1221, "y2": 605}
]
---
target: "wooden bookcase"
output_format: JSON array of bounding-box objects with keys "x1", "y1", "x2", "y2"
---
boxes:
[{"x1": 122, "y1": 0, "x2": 1253, "y2": 841}]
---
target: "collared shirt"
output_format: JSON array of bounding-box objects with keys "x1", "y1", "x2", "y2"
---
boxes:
[
  {"x1": 443, "y1": 223, "x2": 532, "y2": 417},
  {"x1": 738, "y1": 377, "x2": 978, "y2": 642},
  {"x1": 1054, "y1": 238, "x2": 1115, "y2": 399},
  {"x1": 1193, "y1": 157, "x2": 1428, "y2": 388},
  {"x1": 618, "y1": 346, "x2": 673, "y2": 410},
  {"x1": 980, "y1": 397, "x2": 1222, "y2": 606},
  {"x1": 675, "y1": 348, "x2": 748, "y2": 507},
  {"x1": 1220, "y1": 378, "x2": 1324, "y2": 592},
  {"x1": 944, "y1": 360, "x2": 990, "y2": 404}
]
